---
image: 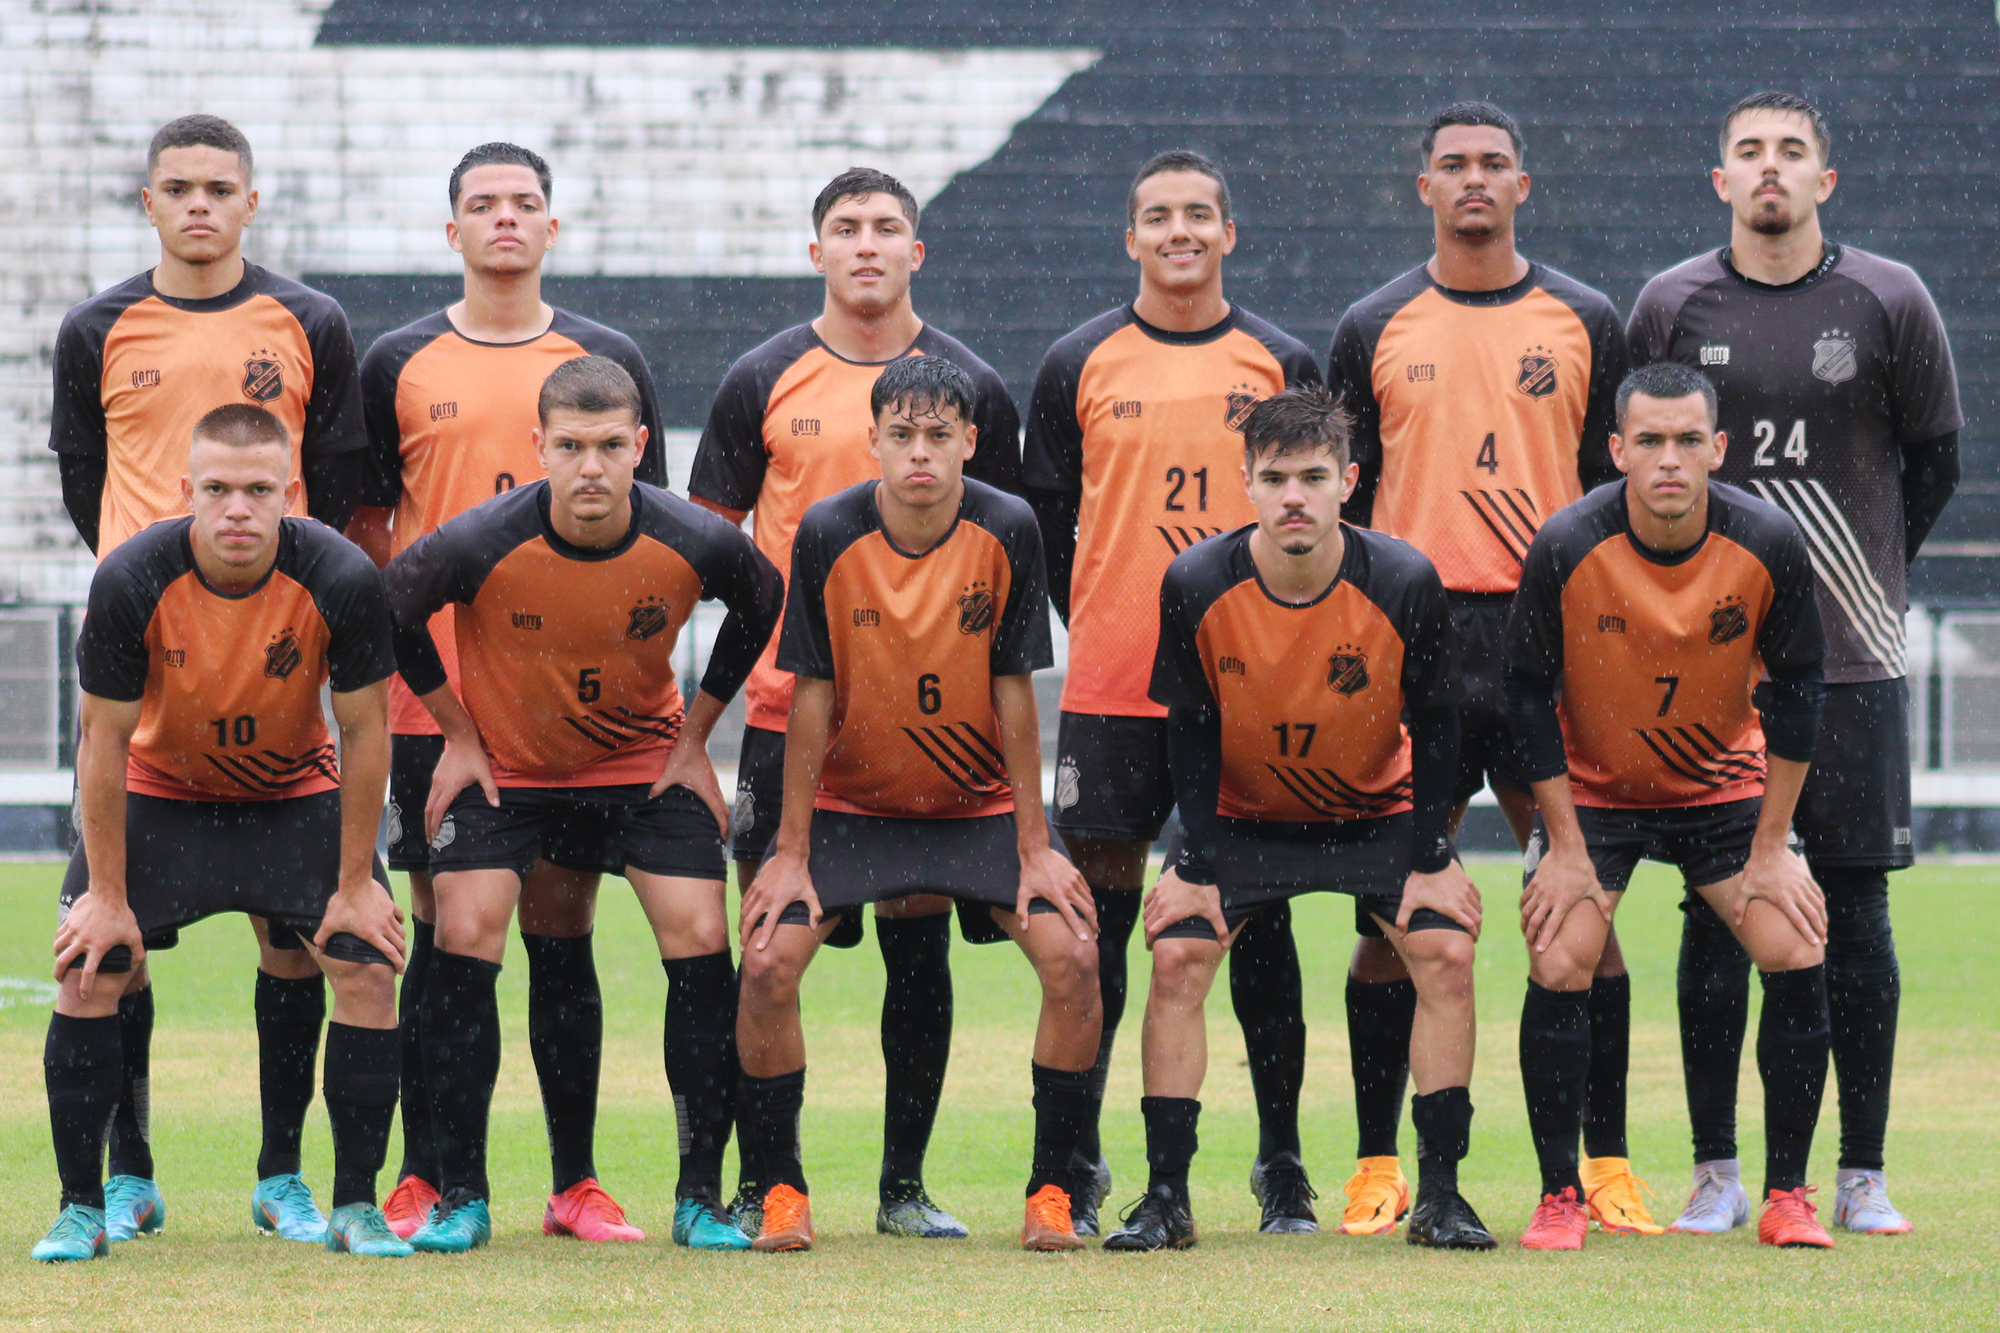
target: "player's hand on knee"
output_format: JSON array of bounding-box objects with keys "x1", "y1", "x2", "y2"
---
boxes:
[
  {"x1": 1519, "y1": 842, "x2": 1609, "y2": 953},
  {"x1": 1018, "y1": 843, "x2": 1096, "y2": 941},
  {"x1": 740, "y1": 850, "x2": 818, "y2": 953},
  {"x1": 53, "y1": 890, "x2": 144, "y2": 997},
  {"x1": 1399, "y1": 862, "x2": 1482, "y2": 941},
  {"x1": 1736, "y1": 843, "x2": 1826, "y2": 946},
  {"x1": 316, "y1": 877, "x2": 408, "y2": 972},
  {"x1": 426, "y1": 736, "x2": 498, "y2": 841},
  {"x1": 649, "y1": 738, "x2": 730, "y2": 839},
  {"x1": 1142, "y1": 867, "x2": 1226, "y2": 951}
]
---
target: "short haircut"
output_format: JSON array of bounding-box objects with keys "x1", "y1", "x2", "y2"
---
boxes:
[
  {"x1": 538, "y1": 356, "x2": 642, "y2": 425},
  {"x1": 870, "y1": 355, "x2": 976, "y2": 425},
  {"x1": 1421, "y1": 101, "x2": 1524, "y2": 167},
  {"x1": 191, "y1": 402, "x2": 289, "y2": 452},
  {"x1": 1720, "y1": 91, "x2": 1832, "y2": 163},
  {"x1": 450, "y1": 142, "x2": 553, "y2": 210},
  {"x1": 148, "y1": 114, "x2": 253, "y2": 179},
  {"x1": 1127, "y1": 149, "x2": 1231, "y2": 223},
  {"x1": 1240, "y1": 384, "x2": 1354, "y2": 469},
  {"x1": 812, "y1": 168, "x2": 920, "y2": 235},
  {"x1": 1616, "y1": 362, "x2": 1719, "y2": 430}
]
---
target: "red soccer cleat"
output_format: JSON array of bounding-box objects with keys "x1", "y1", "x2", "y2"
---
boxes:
[
  {"x1": 1519, "y1": 1185, "x2": 1589, "y2": 1251},
  {"x1": 1759, "y1": 1186, "x2": 1834, "y2": 1250},
  {"x1": 382, "y1": 1175, "x2": 440, "y2": 1241},
  {"x1": 543, "y1": 1179, "x2": 646, "y2": 1242}
]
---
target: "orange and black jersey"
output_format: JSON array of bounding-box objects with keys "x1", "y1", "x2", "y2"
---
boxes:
[
  {"x1": 1327, "y1": 263, "x2": 1628, "y2": 594},
  {"x1": 353, "y1": 307, "x2": 665, "y2": 737},
  {"x1": 385, "y1": 481, "x2": 782, "y2": 788},
  {"x1": 49, "y1": 263, "x2": 367, "y2": 554},
  {"x1": 1505, "y1": 481, "x2": 1826, "y2": 810},
  {"x1": 1149, "y1": 525, "x2": 1460, "y2": 877},
  {"x1": 690, "y1": 322, "x2": 1022, "y2": 734},
  {"x1": 77, "y1": 517, "x2": 395, "y2": 802},
  {"x1": 1024, "y1": 304, "x2": 1321, "y2": 718},
  {"x1": 777, "y1": 478, "x2": 1052, "y2": 820}
]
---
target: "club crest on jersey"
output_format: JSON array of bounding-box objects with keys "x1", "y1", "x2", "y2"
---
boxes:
[
  {"x1": 263, "y1": 628, "x2": 303, "y2": 680},
  {"x1": 1812, "y1": 331, "x2": 1857, "y2": 385},
  {"x1": 626, "y1": 597, "x2": 670, "y2": 641},
  {"x1": 242, "y1": 350, "x2": 283, "y2": 403},
  {"x1": 1054, "y1": 757, "x2": 1081, "y2": 811},
  {"x1": 958, "y1": 583, "x2": 995, "y2": 635},
  {"x1": 1517, "y1": 347, "x2": 1558, "y2": 399},
  {"x1": 1709, "y1": 596, "x2": 1750, "y2": 646},
  {"x1": 1326, "y1": 645, "x2": 1371, "y2": 696},
  {"x1": 1223, "y1": 384, "x2": 1261, "y2": 432}
]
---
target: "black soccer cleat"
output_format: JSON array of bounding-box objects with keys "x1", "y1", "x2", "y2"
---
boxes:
[
  {"x1": 1070, "y1": 1155, "x2": 1112, "y2": 1238},
  {"x1": 1249, "y1": 1152, "x2": 1320, "y2": 1234},
  {"x1": 1405, "y1": 1187, "x2": 1497, "y2": 1251},
  {"x1": 1101, "y1": 1186, "x2": 1198, "y2": 1251},
  {"x1": 726, "y1": 1181, "x2": 765, "y2": 1238}
]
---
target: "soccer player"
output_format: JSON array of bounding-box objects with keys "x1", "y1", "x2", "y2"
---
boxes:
[
  {"x1": 689, "y1": 167, "x2": 1022, "y2": 1238},
  {"x1": 1628, "y1": 91, "x2": 1961, "y2": 1236},
  {"x1": 345, "y1": 141, "x2": 669, "y2": 1242},
  {"x1": 1324, "y1": 102, "x2": 1650, "y2": 1235},
  {"x1": 383, "y1": 356, "x2": 782, "y2": 1254},
  {"x1": 1025, "y1": 150, "x2": 1323, "y2": 1235},
  {"x1": 1108, "y1": 384, "x2": 1493, "y2": 1252},
  {"x1": 34, "y1": 404, "x2": 406, "y2": 1262},
  {"x1": 46, "y1": 113, "x2": 372, "y2": 1244},
  {"x1": 1506, "y1": 362, "x2": 1834, "y2": 1251},
  {"x1": 735, "y1": 356, "x2": 1099, "y2": 1254}
]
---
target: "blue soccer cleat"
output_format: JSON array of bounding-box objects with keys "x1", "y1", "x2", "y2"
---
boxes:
[
  {"x1": 876, "y1": 1189, "x2": 970, "y2": 1239},
  {"x1": 325, "y1": 1202, "x2": 415, "y2": 1257},
  {"x1": 673, "y1": 1195, "x2": 753, "y2": 1250},
  {"x1": 31, "y1": 1205, "x2": 109, "y2": 1262},
  {"x1": 409, "y1": 1194, "x2": 492, "y2": 1254},
  {"x1": 103, "y1": 1175, "x2": 166, "y2": 1242},
  {"x1": 252, "y1": 1173, "x2": 329, "y2": 1242}
]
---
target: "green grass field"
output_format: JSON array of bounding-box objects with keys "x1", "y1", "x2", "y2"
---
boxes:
[{"x1": 1, "y1": 859, "x2": 1994, "y2": 1331}]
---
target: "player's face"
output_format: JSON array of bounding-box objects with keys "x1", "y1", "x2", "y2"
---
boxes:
[
  {"x1": 1713, "y1": 110, "x2": 1835, "y2": 236},
  {"x1": 448, "y1": 164, "x2": 557, "y2": 275},
  {"x1": 143, "y1": 146, "x2": 257, "y2": 266},
  {"x1": 1611, "y1": 392, "x2": 1727, "y2": 524},
  {"x1": 1418, "y1": 126, "x2": 1527, "y2": 241},
  {"x1": 870, "y1": 395, "x2": 976, "y2": 510},
  {"x1": 1243, "y1": 443, "x2": 1355, "y2": 557},
  {"x1": 535, "y1": 408, "x2": 646, "y2": 523},
  {"x1": 1126, "y1": 171, "x2": 1235, "y2": 291},
  {"x1": 182, "y1": 438, "x2": 296, "y2": 570},
  {"x1": 812, "y1": 193, "x2": 923, "y2": 314}
]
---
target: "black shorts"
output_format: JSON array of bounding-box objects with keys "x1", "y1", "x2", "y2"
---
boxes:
[
  {"x1": 1049, "y1": 712, "x2": 1174, "y2": 844},
  {"x1": 729, "y1": 724, "x2": 786, "y2": 864},
  {"x1": 1449, "y1": 592, "x2": 1530, "y2": 805},
  {"x1": 59, "y1": 790, "x2": 394, "y2": 974},
  {"x1": 389, "y1": 734, "x2": 620, "y2": 875},
  {"x1": 427, "y1": 783, "x2": 726, "y2": 882},
  {"x1": 1780, "y1": 678, "x2": 1913, "y2": 869},
  {"x1": 1525, "y1": 798, "x2": 1763, "y2": 896}
]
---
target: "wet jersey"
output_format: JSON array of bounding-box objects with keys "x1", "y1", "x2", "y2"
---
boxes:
[
  {"x1": 690, "y1": 322, "x2": 1022, "y2": 733},
  {"x1": 1327, "y1": 263, "x2": 1627, "y2": 594},
  {"x1": 1025, "y1": 304, "x2": 1320, "y2": 717},
  {"x1": 777, "y1": 479, "x2": 1052, "y2": 819},
  {"x1": 1506, "y1": 481, "x2": 1824, "y2": 809},
  {"x1": 77, "y1": 518, "x2": 395, "y2": 801},
  {"x1": 49, "y1": 263, "x2": 367, "y2": 554},
  {"x1": 1627, "y1": 244, "x2": 1962, "y2": 683},
  {"x1": 1150, "y1": 524, "x2": 1455, "y2": 821},
  {"x1": 356, "y1": 308, "x2": 666, "y2": 736},
  {"x1": 385, "y1": 481, "x2": 782, "y2": 788}
]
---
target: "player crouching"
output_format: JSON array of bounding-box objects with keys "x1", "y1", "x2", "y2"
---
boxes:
[
  {"x1": 1108, "y1": 385, "x2": 1495, "y2": 1253},
  {"x1": 736, "y1": 356, "x2": 1100, "y2": 1253}
]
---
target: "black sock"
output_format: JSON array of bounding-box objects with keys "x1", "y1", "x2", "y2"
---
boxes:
[
  {"x1": 1583, "y1": 972, "x2": 1631, "y2": 1160},
  {"x1": 107, "y1": 985, "x2": 155, "y2": 1180},
  {"x1": 395, "y1": 919, "x2": 437, "y2": 1185},
  {"x1": 422, "y1": 950, "x2": 502, "y2": 1200},
  {"x1": 1677, "y1": 894, "x2": 1751, "y2": 1164},
  {"x1": 324, "y1": 1022, "x2": 399, "y2": 1210},
  {"x1": 876, "y1": 914, "x2": 952, "y2": 1200},
  {"x1": 1347, "y1": 977, "x2": 1416, "y2": 1159},
  {"x1": 1758, "y1": 964, "x2": 1831, "y2": 1196},
  {"x1": 1229, "y1": 904, "x2": 1304, "y2": 1162},
  {"x1": 45, "y1": 1013, "x2": 121, "y2": 1211},
  {"x1": 1029, "y1": 1064, "x2": 1092, "y2": 1197},
  {"x1": 255, "y1": 970, "x2": 326, "y2": 1180},
  {"x1": 1140, "y1": 1096, "x2": 1199, "y2": 1202},
  {"x1": 1410, "y1": 1086, "x2": 1472, "y2": 1198},
  {"x1": 1519, "y1": 983, "x2": 1591, "y2": 1197},
  {"x1": 739, "y1": 1069, "x2": 807, "y2": 1194},
  {"x1": 663, "y1": 951, "x2": 737, "y2": 1200},
  {"x1": 522, "y1": 932, "x2": 602, "y2": 1195},
  {"x1": 1076, "y1": 887, "x2": 1139, "y2": 1164},
  {"x1": 1818, "y1": 867, "x2": 1898, "y2": 1172}
]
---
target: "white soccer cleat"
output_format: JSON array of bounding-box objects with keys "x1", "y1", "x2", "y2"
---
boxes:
[
  {"x1": 1669, "y1": 1159, "x2": 1751, "y2": 1234},
  {"x1": 1833, "y1": 1168, "x2": 1913, "y2": 1235}
]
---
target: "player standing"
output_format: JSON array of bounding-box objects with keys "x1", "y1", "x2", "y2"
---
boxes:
[
  {"x1": 1324, "y1": 103, "x2": 1652, "y2": 1235},
  {"x1": 1025, "y1": 150, "x2": 1323, "y2": 1235},
  {"x1": 46, "y1": 114, "x2": 372, "y2": 1245},
  {"x1": 1628, "y1": 92, "x2": 1960, "y2": 1236}
]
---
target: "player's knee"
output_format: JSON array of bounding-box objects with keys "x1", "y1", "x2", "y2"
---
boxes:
[
  {"x1": 1035, "y1": 929, "x2": 1100, "y2": 1013},
  {"x1": 1528, "y1": 945, "x2": 1595, "y2": 994},
  {"x1": 324, "y1": 958, "x2": 397, "y2": 1014},
  {"x1": 1149, "y1": 938, "x2": 1220, "y2": 1005},
  {"x1": 737, "y1": 943, "x2": 804, "y2": 1012},
  {"x1": 1404, "y1": 928, "x2": 1476, "y2": 995},
  {"x1": 1348, "y1": 932, "x2": 1409, "y2": 983}
]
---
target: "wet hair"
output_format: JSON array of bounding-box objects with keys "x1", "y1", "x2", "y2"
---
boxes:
[
  {"x1": 538, "y1": 356, "x2": 642, "y2": 425},
  {"x1": 870, "y1": 355, "x2": 976, "y2": 425},
  {"x1": 1616, "y1": 362, "x2": 1719, "y2": 430},
  {"x1": 449, "y1": 142, "x2": 553, "y2": 210},
  {"x1": 1240, "y1": 383, "x2": 1353, "y2": 469},
  {"x1": 191, "y1": 402, "x2": 289, "y2": 452},
  {"x1": 1720, "y1": 91, "x2": 1832, "y2": 163},
  {"x1": 1127, "y1": 149, "x2": 1231, "y2": 224},
  {"x1": 1421, "y1": 101, "x2": 1524, "y2": 167},
  {"x1": 812, "y1": 168, "x2": 920, "y2": 235},
  {"x1": 148, "y1": 114, "x2": 253, "y2": 179}
]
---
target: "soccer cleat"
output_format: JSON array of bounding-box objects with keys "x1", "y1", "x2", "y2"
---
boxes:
[
  {"x1": 408, "y1": 1192, "x2": 492, "y2": 1253},
  {"x1": 1580, "y1": 1156, "x2": 1664, "y2": 1235},
  {"x1": 382, "y1": 1175, "x2": 439, "y2": 1241},
  {"x1": 673, "y1": 1195, "x2": 753, "y2": 1250},
  {"x1": 1833, "y1": 1168, "x2": 1913, "y2": 1235},
  {"x1": 1335, "y1": 1156, "x2": 1411, "y2": 1235},
  {"x1": 1101, "y1": 1186, "x2": 1198, "y2": 1251},
  {"x1": 324, "y1": 1203, "x2": 415, "y2": 1258},
  {"x1": 1070, "y1": 1155, "x2": 1112, "y2": 1238},
  {"x1": 30, "y1": 1205, "x2": 109, "y2": 1262},
  {"x1": 1249, "y1": 1152, "x2": 1319, "y2": 1234},
  {"x1": 103, "y1": 1175, "x2": 166, "y2": 1242},
  {"x1": 727, "y1": 1181, "x2": 765, "y2": 1238},
  {"x1": 877, "y1": 1190, "x2": 970, "y2": 1239},
  {"x1": 1405, "y1": 1187, "x2": 1498, "y2": 1250},
  {"x1": 251, "y1": 1173, "x2": 329, "y2": 1242},
  {"x1": 1519, "y1": 1186, "x2": 1589, "y2": 1251},
  {"x1": 1759, "y1": 1186, "x2": 1834, "y2": 1249},
  {"x1": 1021, "y1": 1184, "x2": 1085, "y2": 1252},
  {"x1": 751, "y1": 1184, "x2": 813, "y2": 1252},
  {"x1": 1669, "y1": 1160, "x2": 1752, "y2": 1234},
  {"x1": 543, "y1": 1178, "x2": 645, "y2": 1242}
]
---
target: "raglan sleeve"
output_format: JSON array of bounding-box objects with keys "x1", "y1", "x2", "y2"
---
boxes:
[
  {"x1": 1755, "y1": 519, "x2": 1827, "y2": 764},
  {"x1": 1623, "y1": 274, "x2": 1675, "y2": 367},
  {"x1": 300, "y1": 298, "x2": 368, "y2": 460},
  {"x1": 381, "y1": 521, "x2": 469, "y2": 697},
  {"x1": 318, "y1": 544, "x2": 399, "y2": 692},
  {"x1": 1326, "y1": 309, "x2": 1384, "y2": 528},
  {"x1": 49, "y1": 306, "x2": 110, "y2": 551},
  {"x1": 75, "y1": 551, "x2": 158, "y2": 703},
  {"x1": 1022, "y1": 338, "x2": 1086, "y2": 624},
  {"x1": 1883, "y1": 271, "x2": 1963, "y2": 563},
  {"x1": 965, "y1": 362, "x2": 1024, "y2": 495},
  {"x1": 617, "y1": 335, "x2": 671, "y2": 489},
  {"x1": 693, "y1": 517, "x2": 785, "y2": 704},
  {"x1": 353, "y1": 334, "x2": 405, "y2": 509},
  {"x1": 1389, "y1": 548, "x2": 1461, "y2": 872},
  {"x1": 1502, "y1": 528, "x2": 1571, "y2": 783},
  {"x1": 990, "y1": 507, "x2": 1054, "y2": 676},
  {"x1": 773, "y1": 513, "x2": 837, "y2": 682},
  {"x1": 1150, "y1": 564, "x2": 1222, "y2": 885},
  {"x1": 687, "y1": 353, "x2": 771, "y2": 512},
  {"x1": 1576, "y1": 295, "x2": 1630, "y2": 490}
]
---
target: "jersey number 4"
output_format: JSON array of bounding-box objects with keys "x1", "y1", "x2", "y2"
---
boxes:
[
  {"x1": 1752, "y1": 419, "x2": 1808, "y2": 466},
  {"x1": 1475, "y1": 433, "x2": 1498, "y2": 475}
]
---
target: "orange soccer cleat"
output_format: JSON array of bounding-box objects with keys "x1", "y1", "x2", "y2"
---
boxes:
[
  {"x1": 751, "y1": 1184, "x2": 814, "y2": 1252},
  {"x1": 1021, "y1": 1184, "x2": 1086, "y2": 1252},
  {"x1": 1759, "y1": 1186, "x2": 1834, "y2": 1250},
  {"x1": 382, "y1": 1175, "x2": 440, "y2": 1241},
  {"x1": 1580, "y1": 1156, "x2": 1664, "y2": 1235},
  {"x1": 543, "y1": 1179, "x2": 646, "y2": 1242},
  {"x1": 1335, "y1": 1157, "x2": 1411, "y2": 1235},
  {"x1": 1519, "y1": 1186, "x2": 1588, "y2": 1251}
]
